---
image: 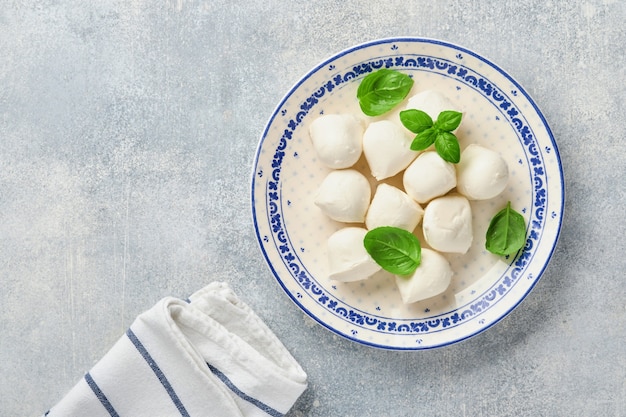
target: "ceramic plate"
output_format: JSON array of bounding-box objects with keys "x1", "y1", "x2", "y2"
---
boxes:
[{"x1": 251, "y1": 38, "x2": 564, "y2": 350}]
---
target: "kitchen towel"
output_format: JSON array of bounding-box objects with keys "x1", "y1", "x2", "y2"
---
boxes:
[{"x1": 43, "y1": 282, "x2": 308, "y2": 417}]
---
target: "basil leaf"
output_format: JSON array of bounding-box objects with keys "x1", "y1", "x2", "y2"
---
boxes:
[
  {"x1": 364, "y1": 226, "x2": 421, "y2": 275},
  {"x1": 399, "y1": 109, "x2": 433, "y2": 133},
  {"x1": 434, "y1": 132, "x2": 460, "y2": 163},
  {"x1": 435, "y1": 110, "x2": 463, "y2": 131},
  {"x1": 410, "y1": 127, "x2": 437, "y2": 151},
  {"x1": 357, "y1": 69, "x2": 414, "y2": 116},
  {"x1": 485, "y1": 201, "x2": 527, "y2": 256}
]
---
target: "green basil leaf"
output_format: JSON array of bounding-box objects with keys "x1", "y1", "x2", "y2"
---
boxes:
[
  {"x1": 357, "y1": 69, "x2": 414, "y2": 116},
  {"x1": 363, "y1": 226, "x2": 421, "y2": 275},
  {"x1": 399, "y1": 109, "x2": 433, "y2": 133},
  {"x1": 434, "y1": 131, "x2": 461, "y2": 163},
  {"x1": 410, "y1": 127, "x2": 438, "y2": 151},
  {"x1": 485, "y1": 201, "x2": 527, "y2": 256},
  {"x1": 435, "y1": 110, "x2": 463, "y2": 131}
]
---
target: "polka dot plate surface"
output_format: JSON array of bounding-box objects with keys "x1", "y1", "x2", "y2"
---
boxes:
[{"x1": 251, "y1": 38, "x2": 564, "y2": 350}]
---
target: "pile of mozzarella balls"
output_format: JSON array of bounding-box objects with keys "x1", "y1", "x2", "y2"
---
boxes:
[{"x1": 310, "y1": 90, "x2": 510, "y2": 304}]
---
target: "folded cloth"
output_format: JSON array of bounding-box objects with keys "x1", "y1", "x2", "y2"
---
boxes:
[{"x1": 44, "y1": 282, "x2": 308, "y2": 417}]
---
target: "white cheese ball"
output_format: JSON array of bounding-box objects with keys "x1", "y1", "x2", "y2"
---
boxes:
[
  {"x1": 406, "y1": 90, "x2": 459, "y2": 122},
  {"x1": 327, "y1": 227, "x2": 382, "y2": 282},
  {"x1": 309, "y1": 114, "x2": 364, "y2": 169},
  {"x1": 422, "y1": 194, "x2": 473, "y2": 254},
  {"x1": 314, "y1": 169, "x2": 371, "y2": 223},
  {"x1": 403, "y1": 151, "x2": 457, "y2": 204},
  {"x1": 362, "y1": 120, "x2": 419, "y2": 180},
  {"x1": 456, "y1": 144, "x2": 509, "y2": 200},
  {"x1": 365, "y1": 183, "x2": 424, "y2": 232},
  {"x1": 395, "y1": 248, "x2": 453, "y2": 303}
]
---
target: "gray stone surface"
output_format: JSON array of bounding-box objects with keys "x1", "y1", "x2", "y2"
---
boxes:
[{"x1": 1, "y1": 1, "x2": 625, "y2": 416}]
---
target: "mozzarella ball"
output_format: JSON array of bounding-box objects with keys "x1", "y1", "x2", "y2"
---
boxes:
[
  {"x1": 403, "y1": 151, "x2": 457, "y2": 204},
  {"x1": 327, "y1": 227, "x2": 382, "y2": 282},
  {"x1": 365, "y1": 183, "x2": 424, "y2": 232},
  {"x1": 395, "y1": 248, "x2": 453, "y2": 303},
  {"x1": 406, "y1": 90, "x2": 460, "y2": 123},
  {"x1": 309, "y1": 114, "x2": 364, "y2": 169},
  {"x1": 422, "y1": 195, "x2": 473, "y2": 254},
  {"x1": 456, "y1": 144, "x2": 509, "y2": 200},
  {"x1": 314, "y1": 169, "x2": 371, "y2": 223},
  {"x1": 362, "y1": 120, "x2": 419, "y2": 180}
]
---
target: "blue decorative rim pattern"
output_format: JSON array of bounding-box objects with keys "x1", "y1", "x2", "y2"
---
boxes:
[{"x1": 251, "y1": 38, "x2": 564, "y2": 350}]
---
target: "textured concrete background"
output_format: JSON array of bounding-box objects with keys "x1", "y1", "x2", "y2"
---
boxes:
[{"x1": 1, "y1": 1, "x2": 624, "y2": 416}]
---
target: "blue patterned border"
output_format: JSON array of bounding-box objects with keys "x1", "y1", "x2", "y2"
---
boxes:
[{"x1": 262, "y1": 47, "x2": 547, "y2": 336}]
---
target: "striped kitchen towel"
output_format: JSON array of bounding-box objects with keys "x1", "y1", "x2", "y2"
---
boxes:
[{"x1": 44, "y1": 282, "x2": 308, "y2": 417}]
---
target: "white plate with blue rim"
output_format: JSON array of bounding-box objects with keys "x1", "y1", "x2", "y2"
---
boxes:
[{"x1": 251, "y1": 37, "x2": 564, "y2": 350}]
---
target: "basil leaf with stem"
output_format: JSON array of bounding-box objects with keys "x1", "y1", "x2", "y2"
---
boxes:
[
  {"x1": 400, "y1": 108, "x2": 464, "y2": 163},
  {"x1": 399, "y1": 109, "x2": 433, "y2": 133},
  {"x1": 485, "y1": 201, "x2": 527, "y2": 256},
  {"x1": 363, "y1": 226, "x2": 421, "y2": 275},
  {"x1": 434, "y1": 131, "x2": 461, "y2": 163},
  {"x1": 357, "y1": 69, "x2": 414, "y2": 117}
]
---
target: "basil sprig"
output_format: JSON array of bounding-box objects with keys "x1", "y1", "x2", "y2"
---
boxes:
[
  {"x1": 485, "y1": 201, "x2": 527, "y2": 256},
  {"x1": 357, "y1": 69, "x2": 414, "y2": 117},
  {"x1": 399, "y1": 109, "x2": 463, "y2": 163},
  {"x1": 363, "y1": 226, "x2": 421, "y2": 275}
]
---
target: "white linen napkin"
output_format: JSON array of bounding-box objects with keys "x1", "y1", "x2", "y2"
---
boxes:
[{"x1": 43, "y1": 282, "x2": 308, "y2": 417}]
